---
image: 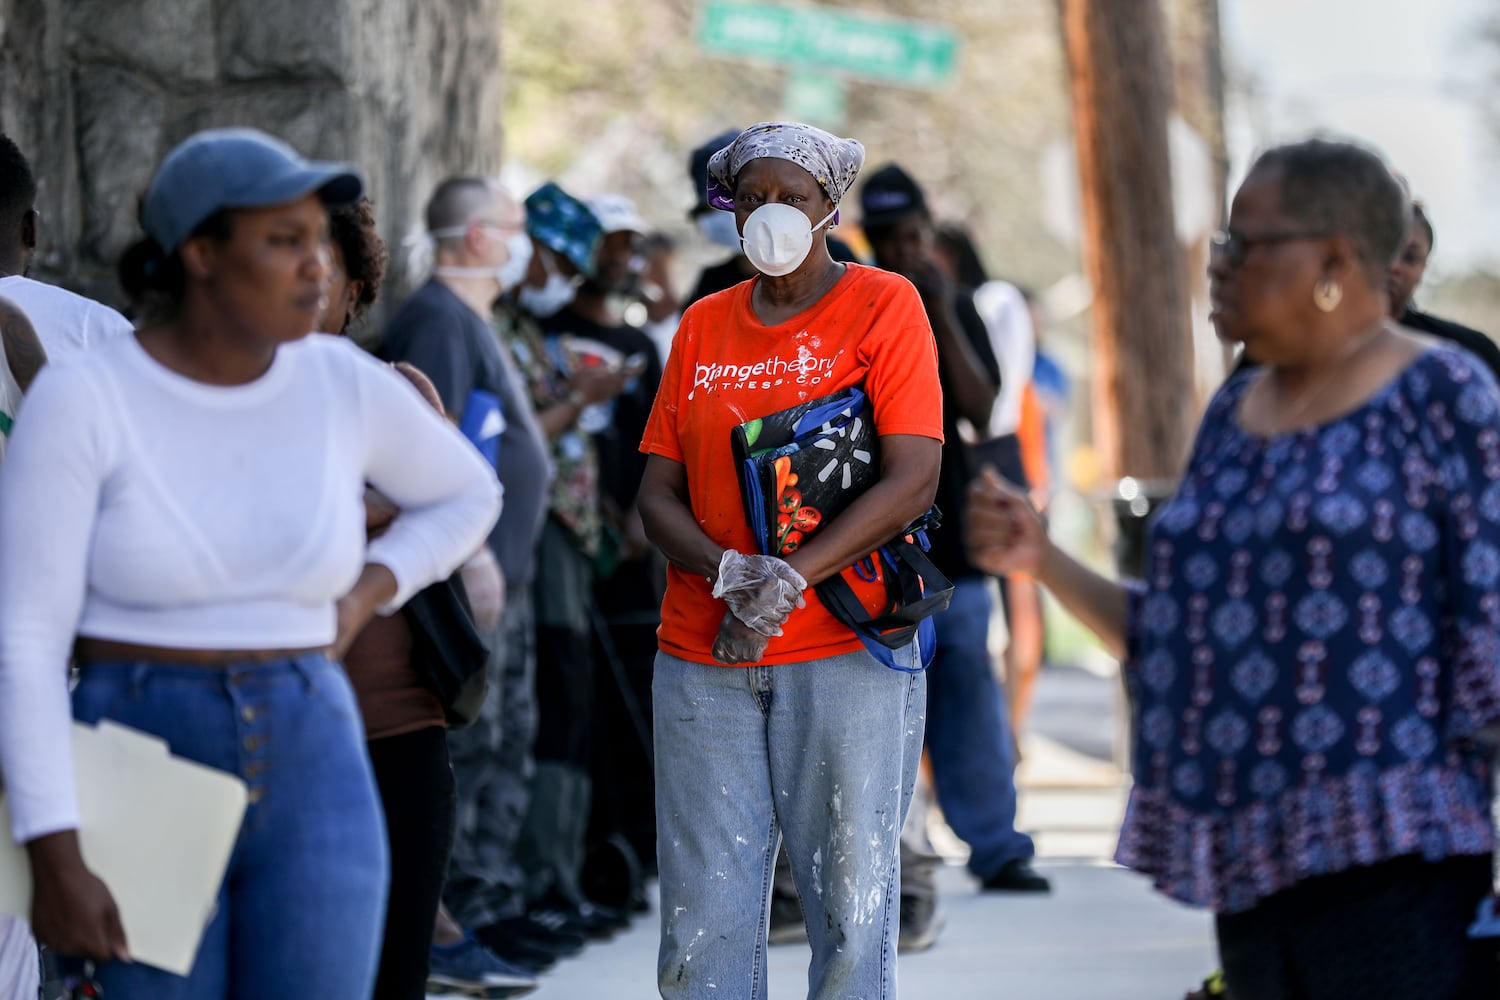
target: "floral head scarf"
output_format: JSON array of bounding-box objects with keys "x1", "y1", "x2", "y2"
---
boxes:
[{"x1": 705, "y1": 121, "x2": 865, "y2": 211}]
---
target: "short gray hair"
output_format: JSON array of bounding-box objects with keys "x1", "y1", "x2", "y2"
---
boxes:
[
  {"x1": 425, "y1": 175, "x2": 498, "y2": 248},
  {"x1": 1251, "y1": 138, "x2": 1409, "y2": 284}
]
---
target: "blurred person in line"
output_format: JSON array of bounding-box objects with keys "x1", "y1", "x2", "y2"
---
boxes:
[
  {"x1": 509, "y1": 190, "x2": 655, "y2": 942},
  {"x1": 968, "y1": 137, "x2": 1500, "y2": 1000},
  {"x1": 492, "y1": 182, "x2": 632, "y2": 967},
  {"x1": 319, "y1": 198, "x2": 535, "y2": 1000},
  {"x1": 684, "y1": 128, "x2": 756, "y2": 308},
  {"x1": 572, "y1": 194, "x2": 664, "y2": 567},
  {"x1": 860, "y1": 167, "x2": 1051, "y2": 941},
  {"x1": 933, "y1": 222, "x2": 1048, "y2": 743},
  {"x1": 0, "y1": 133, "x2": 133, "y2": 360},
  {"x1": 638, "y1": 121, "x2": 943, "y2": 999},
  {"x1": 635, "y1": 230, "x2": 682, "y2": 366},
  {"x1": 683, "y1": 127, "x2": 863, "y2": 310},
  {"x1": 1387, "y1": 199, "x2": 1500, "y2": 381},
  {"x1": 1021, "y1": 286, "x2": 1073, "y2": 503},
  {"x1": 377, "y1": 176, "x2": 555, "y2": 985},
  {"x1": 574, "y1": 195, "x2": 669, "y2": 902},
  {"x1": 0, "y1": 295, "x2": 45, "y2": 1000},
  {"x1": 0, "y1": 127, "x2": 501, "y2": 998}
]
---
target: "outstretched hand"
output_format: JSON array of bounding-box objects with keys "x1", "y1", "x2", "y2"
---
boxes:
[{"x1": 965, "y1": 466, "x2": 1048, "y2": 577}]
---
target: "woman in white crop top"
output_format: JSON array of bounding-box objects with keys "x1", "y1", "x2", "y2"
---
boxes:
[{"x1": 0, "y1": 129, "x2": 500, "y2": 999}]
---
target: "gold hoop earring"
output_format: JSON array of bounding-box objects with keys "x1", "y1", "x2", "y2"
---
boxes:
[{"x1": 1313, "y1": 279, "x2": 1343, "y2": 313}]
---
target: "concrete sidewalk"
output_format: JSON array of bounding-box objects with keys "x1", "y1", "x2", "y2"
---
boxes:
[
  {"x1": 535, "y1": 861, "x2": 1215, "y2": 1000},
  {"x1": 529, "y1": 664, "x2": 1218, "y2": 999}
]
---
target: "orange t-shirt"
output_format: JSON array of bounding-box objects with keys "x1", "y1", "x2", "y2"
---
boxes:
[{"x1": 641, "y1": 263, "x2": 944, "y2": 666}]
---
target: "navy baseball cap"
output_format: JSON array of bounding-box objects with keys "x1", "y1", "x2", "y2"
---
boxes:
[
  {"x1": 689, "y1": 129, "x2": 741, "y2": 216},
  {"x1": 141, "y1": 128, "x2": 364, "y2": 253},
  {"x1": 858, "y1": 163, "x2": 928, "y2": 228}
]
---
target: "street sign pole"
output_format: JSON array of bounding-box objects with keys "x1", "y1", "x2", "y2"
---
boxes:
[{"x1": 783, "y1": 70, "x2": 847, "y2": 129}]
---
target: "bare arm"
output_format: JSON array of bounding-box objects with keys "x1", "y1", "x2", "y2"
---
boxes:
[
  {"x1": 536, "y1": 367, "x2": 630, "y2": 440},
  {"x1": 0, "y1": 296, "x2": 46, "y2": 392},
  {"x1": 966, "y1": 468, "x2": 1129, "y2": 658},
  {"x1": 909, "y1": 262, "x2": 996, "y2": 430},
  {"x1": 1034, "y1": 539, "x2": 1129, "y2": 660},
  {"x1": 637, "y1": 454, "x2": 723, "y2": 580}
]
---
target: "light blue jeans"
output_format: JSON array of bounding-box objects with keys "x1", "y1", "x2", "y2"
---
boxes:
[
  {"x1": 66, "y1": 654, "x2": 388, "y2": 998},
  {"x1": 653, "y1": 646, "x2": 926, "y2": 1000}
]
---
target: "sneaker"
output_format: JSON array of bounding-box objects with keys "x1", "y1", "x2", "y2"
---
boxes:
[
  {"x1": 980, "y1": 857, "x2": 1052, "y2": 893},
  {"x1": 480, "y1": 913, "x2": 587, "y2": 956},
  {"x1": 897, "y1": 893, "x2": 944, "y2": 952},
  {"x1": 766, "y1": 889, "x2": 807, "y2": 946},
  {"x1": 470, "y1": 929, "x2": 560, "y2": 975},
  {"x1": 530, "y1": 891, "x2": 629, "y2": 939},
  {"x1": 427, "y1": 933, "x2": 539, "y2": 998}
]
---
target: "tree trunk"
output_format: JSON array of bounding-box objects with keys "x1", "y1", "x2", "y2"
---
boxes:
[{"x1": 1060, "y1": 0, "x2": 1196, "y2": 481}]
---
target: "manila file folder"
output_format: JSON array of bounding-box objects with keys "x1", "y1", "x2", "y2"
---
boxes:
[{"x1": 0, "y1": 720, "x2": 248, "y2": 976}]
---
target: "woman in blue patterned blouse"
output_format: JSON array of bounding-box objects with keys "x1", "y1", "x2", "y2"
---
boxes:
[{"x1": 967, "y1": 138, "x2": 1500, "y2": 999}]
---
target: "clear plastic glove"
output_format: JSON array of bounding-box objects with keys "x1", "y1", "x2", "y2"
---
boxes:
[
  {"x1": 711, "y1": 550, "x2": 807, "y2": 637},
  {"x1": 712, "y1": 611, "x2": 770, "y2": 664}
]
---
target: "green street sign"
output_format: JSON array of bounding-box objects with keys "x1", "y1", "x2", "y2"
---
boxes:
[
  {"x1": 784, "y1": 70, "x2": 847, "y2": 128},
  {"x1": 697, "y1": 1, "x2": 960, "y2": 88}
]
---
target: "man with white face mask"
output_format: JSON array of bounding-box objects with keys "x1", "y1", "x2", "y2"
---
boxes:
[
  {"x1": 380, "y1": 176, "x2": 567, "y2": 977},
  {"x1": 503, "y1": 183, "x2": 650, "y2": 940}
]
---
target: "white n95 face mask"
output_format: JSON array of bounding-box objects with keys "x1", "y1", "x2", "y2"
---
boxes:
[
  {"x1": 518, "y1": 249, "x2": 581, "y2": 317},
  {"x1": 740, "y1": 202, "x2": 837, "y2": 278},
  {"x1": 495, "y1": 232, "x2": 533, "y2": 291},
  {"x1": 432, "y1": 230, "x2": 533, "y2": 292},
  {"x1": 518, "y1": 272, "x2": 576, "y2": 317},
  {"x1": 696, "y1": 210, "x2": 743, "y2": 252}
]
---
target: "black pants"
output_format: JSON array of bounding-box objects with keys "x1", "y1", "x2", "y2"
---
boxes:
[
  {"x1": 1216, "y1": 854, "x2": 1496, "y2": 1000},
  {"x1": 368, "y1": 725, "x2": 456, "y2": 1000}
]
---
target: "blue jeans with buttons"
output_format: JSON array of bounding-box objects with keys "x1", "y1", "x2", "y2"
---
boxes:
[{"x1": 66, "y1": 654, "x2": 388, "y2": 999}]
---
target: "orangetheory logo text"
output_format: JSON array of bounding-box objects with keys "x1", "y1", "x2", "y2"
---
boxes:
[{"x1": 692, "y1": 353, "x2": 838, "y2": 395}]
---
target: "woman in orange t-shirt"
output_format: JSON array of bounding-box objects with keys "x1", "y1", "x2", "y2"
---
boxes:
[{"x1": 638, "y1": 122, "x2": 944, "y2": 999}]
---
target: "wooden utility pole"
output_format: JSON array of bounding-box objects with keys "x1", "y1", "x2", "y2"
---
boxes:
[{"x1": 1060, "y1": 0, "x2": 1196, "y2": 481}]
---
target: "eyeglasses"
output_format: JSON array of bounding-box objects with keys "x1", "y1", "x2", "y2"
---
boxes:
[{"x1": 1209, "y1": 228, "x2": 1331, "y2": 267}]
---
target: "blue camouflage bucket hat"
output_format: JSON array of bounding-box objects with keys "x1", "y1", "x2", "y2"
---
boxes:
[{"x1": 523, "y1": 182, "x2": 602, "y2": 279}]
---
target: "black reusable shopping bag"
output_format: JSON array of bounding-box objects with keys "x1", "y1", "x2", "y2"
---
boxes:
[
  {"x1": 402, "y1": 572, "x2": 490, "y2": 727},
  {"x1": 730, "y1": 386, "x2": 952, "y2": 668}
]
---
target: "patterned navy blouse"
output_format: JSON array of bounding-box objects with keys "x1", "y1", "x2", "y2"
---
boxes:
[{"x1": 1116, "y1": 345, "x2": 1500, "y2": 914}]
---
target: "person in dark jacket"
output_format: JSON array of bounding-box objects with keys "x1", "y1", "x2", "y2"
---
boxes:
[{"x1": 1388, "y1": 201, "x2": 1500, "y2": 380}]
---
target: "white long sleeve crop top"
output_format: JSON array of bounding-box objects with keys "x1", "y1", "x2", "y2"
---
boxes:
[{"x1": 0, "y1": 332, "x2": 501, "y2": 842}]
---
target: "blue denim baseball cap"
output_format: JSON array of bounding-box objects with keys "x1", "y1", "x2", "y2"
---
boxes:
[{"x1": 141, "y1": 128, "x2": 364, "y2": 253}]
